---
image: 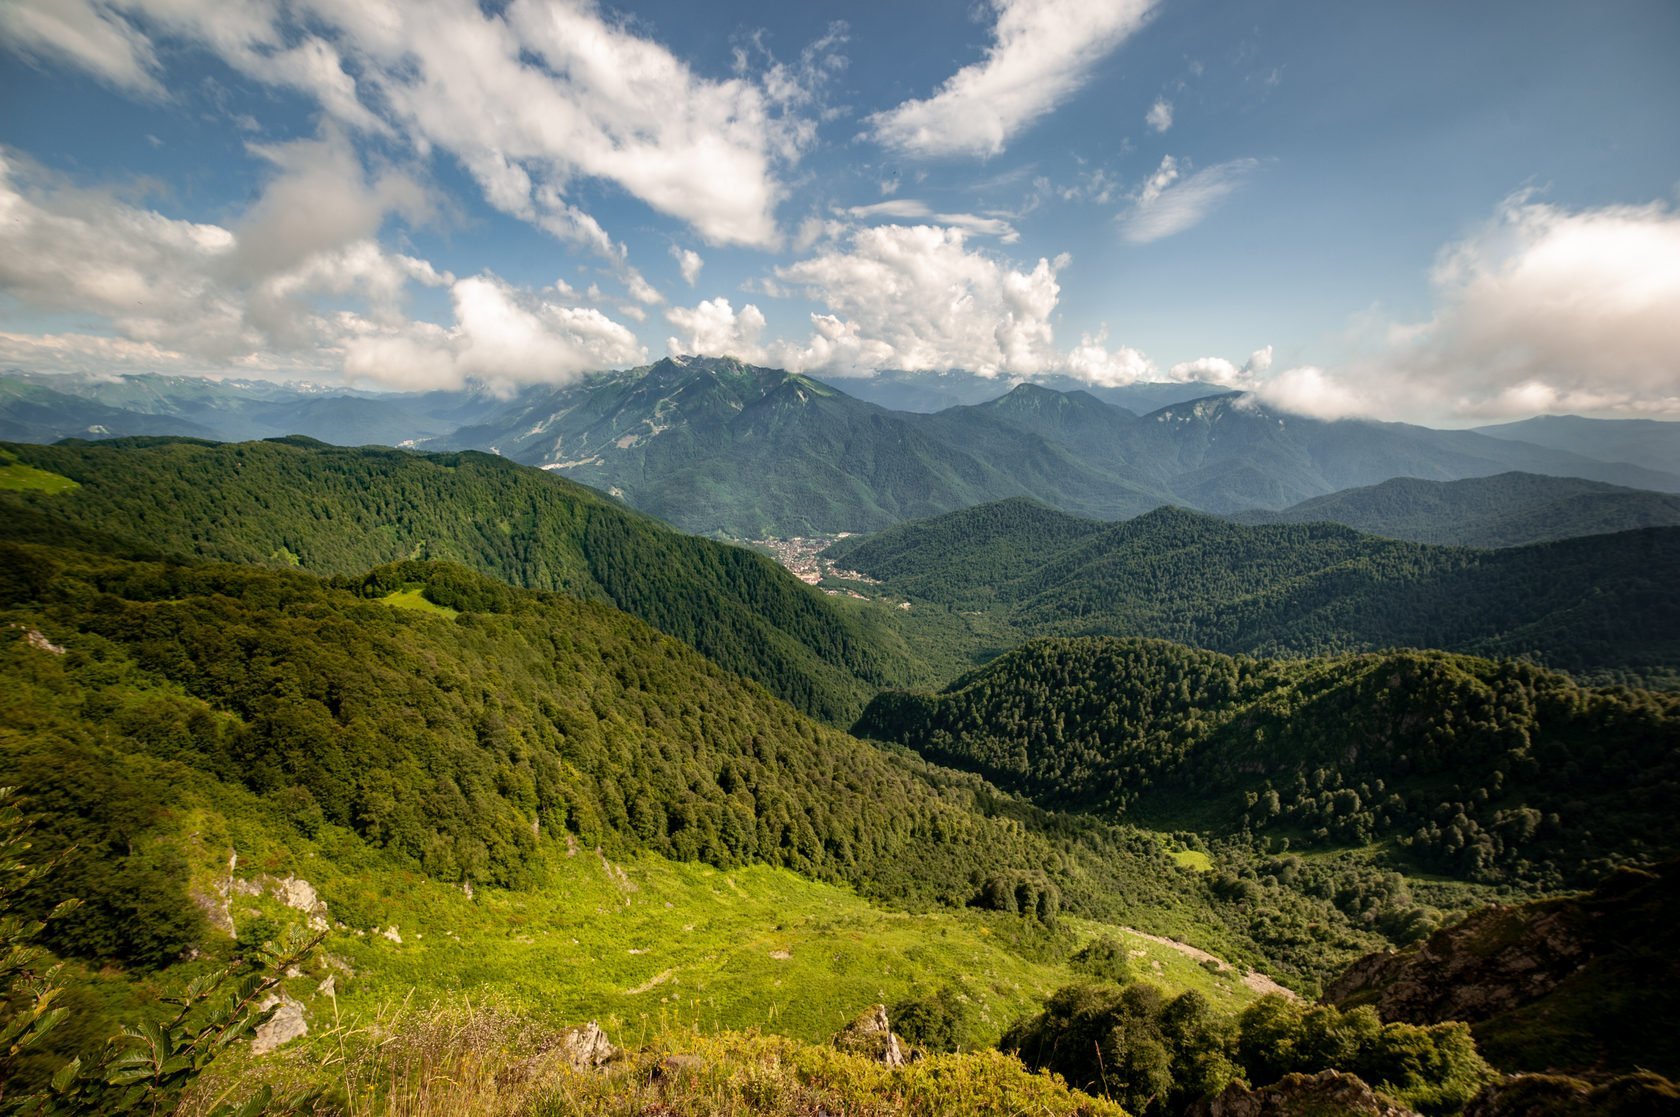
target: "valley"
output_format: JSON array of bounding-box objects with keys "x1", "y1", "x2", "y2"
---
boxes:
[{"x1": 1, "y1": 377, "x2": 1675, "y2": 1116}]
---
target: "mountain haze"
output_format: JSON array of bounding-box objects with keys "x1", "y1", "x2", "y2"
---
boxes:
[
  {"x1": 1232, "y1": 472, "x2": 1680, "y2": 547},
  {"x1": 829, "y1": 502, "x2": 1680, "y2": 687}
]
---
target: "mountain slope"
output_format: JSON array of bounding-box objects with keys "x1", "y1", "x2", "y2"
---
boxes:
[
  {"x1": 1326, "y1": 861, "x2": 1680, "y2": 1078},
  {"x1": 1474, "y1": 414, "x2": 1680, "y2": 477},
  {"x1": 0, "y1": 436, "x2": 917, "y2": 722},
  {"x1": 0, "y1": 376, "x2": 223, "y2": 442},
  {"x1": 1231, "y1": 472, "x2": 1680, "y2": 546},
  {"x1": 854, "y1": 637, "x2": 1680, "y2": 888},
  {"x1": 434, "y1": 356, "x2": 1169, "y2": 535},
  {"x1": 1121, "y1": 395, "x2": 1680, "y2": 511},
  {"x1": 832, "y1": 502, "x2": 1680, "y2": 686}
]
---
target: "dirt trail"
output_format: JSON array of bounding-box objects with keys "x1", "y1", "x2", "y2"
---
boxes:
[
  {"x1": 1122, "y1": 928, "x2": 1298, "y2": 1000},
  {"x1": 625, "y1": 968, "x2": 674, "y2": 995}
]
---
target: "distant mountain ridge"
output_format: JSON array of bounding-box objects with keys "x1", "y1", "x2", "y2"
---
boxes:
[
  {"x1": 1231, "y1": 472, "x2": 1680, "y2": 547},
  {"x1": 1474, "y1": 414, "x2": 1680, "y2": 476},
  {"x1": 827, "y1": 501, "x2": 1680, "y2": 687},
  {"x1": 6, "y1": 363, "x2": 1678, "y2": 538}
]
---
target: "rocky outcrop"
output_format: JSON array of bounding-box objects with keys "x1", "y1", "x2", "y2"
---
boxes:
[
  {"x1": 1323, "y1": 863, "x2": 1680, "y2": 1079},
  {"x1": 1324, "y1": 900, "x2": 1589, "y2": 1024},
  {"x1": 1191, "y1": 1070, "x2": 1419, "y2": 1117},
  {"x1": 1464, "y1": 1071, "x2": 1680, "y2": 1116},
  {"x1": 251, "y1": 993, "x2": 308, "y2": 1056},
  {"x1": 554, "y1": 1021, "x2": 618, "y2": 1072},
  {"x1": 832, "y1": 1004, "x2": 909, "y2": 1067},
  {"x1": 272, "y1": 875, "x2": 330, "y2": 931}
]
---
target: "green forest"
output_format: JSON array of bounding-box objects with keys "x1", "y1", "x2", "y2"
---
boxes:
[
  {"x1": 0, "y1": 437, "x2": 919, "y2": 722},
  {"x1": 1, "y1": 438, "x2": 1675, "y2": 1116},
  {"x1": 853, "y1": 637, "x2": 1680, "y2": 889},
  {"x1": 830, "y1": 499, "x2": 1680, "y2": 689}
]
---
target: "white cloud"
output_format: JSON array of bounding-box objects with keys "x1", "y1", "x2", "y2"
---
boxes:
[
  {"x1": 449, "y1": 274, "x2": 642, "y2": 383},
  {"x1": 623, "y1": 269, "x2": 663, "y2": 306},
  {"x1": 11, "y1": 0, "x2": 823, "y2": 248},
  {"x1": 1119, "y1": 155, "x2": 1258, "y2": 244},
  {"x1": 1064, "y1": 329, "x2": 1156, "y2": 385},
  {"x1": 0, "y1": 145, "x2": 642, "y2": 389},
  {"x1": 868, "y1": 0, "x2": 1157, "y2": 158},
  {"x1": 0, "y1": 0, "x2": 161, "y2": 97},
  {"x1": 233, "y1": 131, "x2": 429, "y2": 281},
  {"x1": 1145, "y1": 96, "x2": 1173, "y2": 133},
  {"x1": 1254, "y1": 196, "x2": 1680, "y2": 421},
  {"x1": 771, "y1": 224, "x2": 1067, "y2": 376},
  {"x1": 843, "y1": 200, "x2": 1019, "y2": 241},
  {"x1": 343, "y1": 274, "x2": 647, "y2": 391},
  {"x1": 664, "y1": 297, "x2": 766, "y2": 360},
  {"x1": 671, "y1": 246, "x2": 704, "y2": 286},
  {"x1": 1167, "y1": 346, "x2": 1273, "y2": 387},
  {"x1": 0, "y1": 150, "x2": 252, "y2": 360}
]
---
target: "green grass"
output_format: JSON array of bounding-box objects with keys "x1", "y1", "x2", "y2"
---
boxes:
[
  {"x1": 380, "y1": 586, "x2": 459, "y2": 618},
  {"x1": 306, "y1": 846, "x2": 1262, "y2": 1049},
  {"x1": 1169, "y1": 849, "x2": 1213, "y2": 873},
  {"x1": 0, "y1": 461, "x2": 77, "y2": 494},
  {"x1": 197, "y1": 804, "x2": 1272, "y2": 1059}
]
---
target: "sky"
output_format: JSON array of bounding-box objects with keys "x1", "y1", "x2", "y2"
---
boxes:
[{"x1": 1, "y1": 0, "x2": 1677, "y2": 423}]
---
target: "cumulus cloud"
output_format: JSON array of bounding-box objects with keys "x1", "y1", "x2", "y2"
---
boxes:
[
  {"x1": 5, "y1": 0, "x2": 824, "y2": 248},
  {"x1": 342, "y1": 274, "x2": 646, "y2": 391},
  {"x1": 1167, "y1": 346, "x2": 1273, "y2": 387},
  {"x1": 623, "y1": 269, "x2": 663, "y2": 306},
  {"x1": 1254, "y1": 196, "x2": 1680, "y2": 421},
  {"x1": 0, "y1": 150, "x2": 252, "y2": 360},
  {"x1": 772, "y1": 224, "x2": 1067, "y2": 376},
  {"x1": 1064, "y1": 329, "x2": 1156, "y2": 385},
  {"x1": 1119, "y1": 155, "x2": 1258, "y2": 244},
  {"x1": 869, "y1": 0, "x2": 1157, "y2": 158},
  {"x1": 671, "y1": 246, "x2": 704, "y2": 286},
  {"x1": 664, "y1": 297, "x2": 766, "y2": 360},
  {"x1": 233, "y1": 131, "x2": 429, "y2": 282},
  {"x1": 0, "y1": 145, "x2": 642, "y2": 388},
  {"x1": 1145, "y1": 96, "x2": 1173, "y2": 133}
]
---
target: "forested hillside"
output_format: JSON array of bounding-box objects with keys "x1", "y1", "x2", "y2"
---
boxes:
[
  {"x1": 855, "y1": 637, "x2": 1680, "y2": 889},
  {"x1": 1231, "y1": 472, "x2": 1680, "y2": 547},
  {"x1": 0, "y1": 437, "x2": 913, "y2": 722},
  {"x1": 6, "y1": 541, "x2": 1389, "y2": 974},
  {"x1": 831, "y1": 502, "x2": 1680, "y2": 688}
]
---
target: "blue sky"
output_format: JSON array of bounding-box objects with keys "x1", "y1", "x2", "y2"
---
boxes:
[{"x1": 1, "y1": 0, "x2": 1677, "y2": 422}]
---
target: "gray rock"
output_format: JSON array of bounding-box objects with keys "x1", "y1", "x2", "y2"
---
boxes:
[
  {"x1": 832, "y1": 1004, "x2": 909, "y2": 1067},
  {"x1": 554, "y1": 1021, "x2": 618, "y2": 1072},
  {"x1": 251, "y1": 993, "x2": 307, "y2": 1056}
]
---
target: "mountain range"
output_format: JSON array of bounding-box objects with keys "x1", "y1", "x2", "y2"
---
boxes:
[{"x1": 6, "y1": 361, "x2": 1675, "y2": 539}]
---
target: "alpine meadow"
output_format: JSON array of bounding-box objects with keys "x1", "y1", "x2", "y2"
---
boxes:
[{"x1": 2, "y1": 2, "x2": 1678, "y2": 1116}]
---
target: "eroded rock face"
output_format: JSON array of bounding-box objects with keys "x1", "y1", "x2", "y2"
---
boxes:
[
  {"x1": 832, "y1": 1004, "x2": 909, "y2": 1067},
  {"x1": 251, "y1": 993, "x2": 307, "y2": 1056},
  {"x1": 1324, "y1": 900, "x2": 1588, "y2": 1025},
  {"x1": 554, "y1": 1021, "x2": 618, "y2": 1072},
  {"x1": 1464, "y1": 1071, "x2": 1680, "y2": 1116},
  {"x1": 273, "y1": 875, "x2": 330, "y2": 931},
  {"x1": 1192, "y1": 1070, "x2": 1420, "y2": 1117}
]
